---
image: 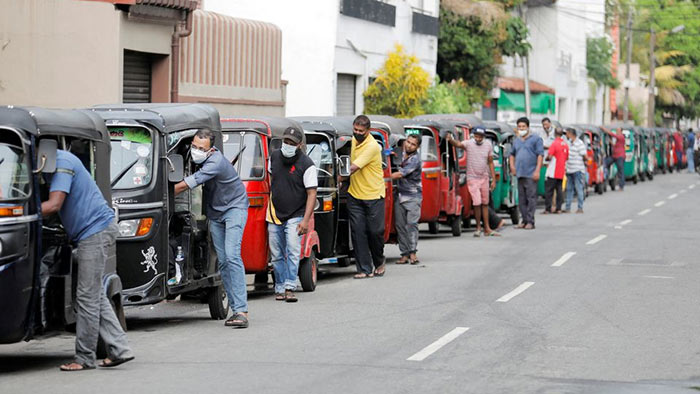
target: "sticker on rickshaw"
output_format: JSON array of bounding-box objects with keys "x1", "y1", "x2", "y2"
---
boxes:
[
  {"x1": 140, "y1": 246, "x2": 158, "y2": 275},
  {"x1": 405, "y1": 128, "x2": 422, "y2": 136},
  {"x1": 133, "y1": 177, "x2": 143, "y2": 185}
]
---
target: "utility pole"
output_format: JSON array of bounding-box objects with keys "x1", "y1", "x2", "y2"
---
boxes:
[
  {"x1": 647, "y1": 28, "x2": 656, "y2": 127},
  {"x1": 518, "y1": 5, "x2": 531, "y2": 119},
  {"x1": 623, "y1": 10, "x2": 633, "y2": 123}
]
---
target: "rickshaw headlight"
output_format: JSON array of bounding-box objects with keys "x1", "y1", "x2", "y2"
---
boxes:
[{"x1": 118, "y1": 218, "x2": 153, "y2": 237}]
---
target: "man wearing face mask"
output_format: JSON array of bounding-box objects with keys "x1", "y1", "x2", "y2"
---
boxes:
[
  {"x1": 390, "y1": 133, "x2": 423, "y2": 264},
  {"x1": 267, "y1": 127, "x2": 317, "y2": 302},
  {"x1": 510, "y1": 117, "x2": 544, "y2": 230},
  {"x1": 344, "y1": 115, "x2": 386, "y2": 279},
  {"x1": 174, "y1": 129, "x2": 250, "y2": 328}
]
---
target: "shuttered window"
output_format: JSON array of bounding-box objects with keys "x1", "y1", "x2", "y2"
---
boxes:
[
  {"x1": 123, "y1": 50, "x2": 152, "y2": 103},
  {"x1": 336, "y1": 74, "x2": 356, "y2": 116}
]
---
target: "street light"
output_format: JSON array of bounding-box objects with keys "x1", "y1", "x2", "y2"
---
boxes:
[{"x1": 648, "y1": 24, "x2": 685, "y2": 127}]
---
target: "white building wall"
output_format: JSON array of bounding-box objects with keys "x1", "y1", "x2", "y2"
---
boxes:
[{"x1": 203, "y1": 0, "x2": 438, "y2": 116}]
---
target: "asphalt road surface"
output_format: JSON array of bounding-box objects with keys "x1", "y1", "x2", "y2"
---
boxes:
[{"x1": 2, "y1": 173, "x2": 700, "y2": 394}]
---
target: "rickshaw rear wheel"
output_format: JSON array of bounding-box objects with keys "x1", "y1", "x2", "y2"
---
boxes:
[
  {"x1": 647, "y1": 171, "x2": 654, "y2": 180},
  {"x1": 299, "y1": 250, "x2": 318, "y2": 292},
  {"x1": 509, "y1": 206, "x2": 520, "y2": 225},
  {"x1": 639, "y1": 171, "x2": 646, "y2": 182},
  {"x1": 428, "y1": 222, "x2": 439, "y2": 234},
  {"x1": 450, "y1": 216, "x2": 462, "y2": 237},
  {"x1": 595, "y1": 183, "x2": 603, "y2": 195},
  {"x1": 632, "y1": 175, "x2": 638, "y2": 184},
  {"x1": 207, "y1": 285, "x2": 229, "y2": 320},
  {"x1": 609, "y1": 178, "x2": 616, "y2": 191}
]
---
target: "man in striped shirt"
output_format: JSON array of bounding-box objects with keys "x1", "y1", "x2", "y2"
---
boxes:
[{"x1": 564, "y1": 128, "x2": 587, "y2": 213}]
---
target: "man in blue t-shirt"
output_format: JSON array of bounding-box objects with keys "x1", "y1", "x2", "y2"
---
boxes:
[
  {"x1": 42, "y1": 150, "x2": 133, "y2": 371},
  {"x1": 510, "y1": 117, "x2": 544, "y2": 230}
]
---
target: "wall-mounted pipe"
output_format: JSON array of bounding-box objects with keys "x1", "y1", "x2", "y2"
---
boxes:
[{"x1": 170, "y1": 8, "x2": 193, "y2": 103}]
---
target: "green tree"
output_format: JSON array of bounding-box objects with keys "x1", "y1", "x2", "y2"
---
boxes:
[
  {"x1": 423, "y1": 77, "x2": 484, "y2": 114},
  {"x1": 363, "y1": 44, "x2": 431, "y2": 118},
  {"x1": 587, "y1": 36, "x2": 620, "y2": 89}
]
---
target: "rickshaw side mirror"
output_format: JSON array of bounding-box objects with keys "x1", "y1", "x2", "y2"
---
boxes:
[
  {"x1": 34, "y1": 139, "x2": 57, "y2": 174},
  {"x1": 168, "y1": 154, "x2": 185, "y2": 183},
  {"x1": 338, "y1": 155, "x2": 351, "y2": 177}
]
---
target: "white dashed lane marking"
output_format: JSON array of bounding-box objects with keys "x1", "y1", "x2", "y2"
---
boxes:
[
  {"x1": 586, "y1": 234, "x2": 607, "y2": 245},
  {"x1": 668, "y1": 193, "x2": 678, "y2": 199},
  {"x1": 551, "y1": 252, "x2": 577, "y2": 267},
  {"x1": 655, "y1": 201, "x2": 666, "y2": 207},
  {"x1": 638, "y1": 209, "x2": 652, "y2": 216},
  {"x1": 496, "y1": 282, "x2": 535, "y2": 303},
  {"x1": 407, "y1": 327, "x2": 470, "y2": 361}
]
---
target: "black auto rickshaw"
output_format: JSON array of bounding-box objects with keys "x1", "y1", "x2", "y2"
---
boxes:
[
  {"x1": 92, "y1": 104, "x2": 228, "y2": 320},
  {"x1": 0, "y1": 106, "x2": 124, "y2": 344}
]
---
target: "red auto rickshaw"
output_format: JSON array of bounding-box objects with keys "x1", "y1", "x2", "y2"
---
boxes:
[
  {"x1": 220, "y1": 117, "x2": 320, "y2": 292},
  {"x1": 403, "y1": 119, "x2": 464, "y2": 236},
  {"x1": 575, "y1": 124, "x2": 607, "y2": 194}
]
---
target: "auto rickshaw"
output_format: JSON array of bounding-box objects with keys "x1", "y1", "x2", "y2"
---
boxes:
[
  {"x1": 481, "y1": 121, "x2": 519, "y2": 224},
  {"x1": 219, "y1": 117, "x2": 320, "y2": 292},
  {"x1": 92, "y1": 103, "x2": 229, "y2": 320},
  {"x1": 653, "y1": 128, "x2": 668, "y2": 173},
  {"x1": 575, "y1": 124, "x2": 607, "y2": 194},
  {"x1": 404, "y1": 119, "x2": 464, "y2": 236},
  {"x1": 413, "y1": 114, "x2": 481, "y2": 228},
  {"x1": 605, "y1": 123, "x2": 640, "y2": 184},
  {"x1": 0, "y1": 106, "x2": 124, "y2": 344},
  {"x1": 639, "y1": 127, "x2": 655, "y2": 181}
]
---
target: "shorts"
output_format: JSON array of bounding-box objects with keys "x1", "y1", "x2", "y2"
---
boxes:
[{"x1": 467, "y1": 177, "x2": 489, "y2": 206}]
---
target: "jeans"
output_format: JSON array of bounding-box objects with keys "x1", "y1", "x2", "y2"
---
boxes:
[
  {"x1": 676, "y1": 150, "x2": 684, "y2": 171},
  {"x1": 544, "y1": 178, "x2": 563, "y2": 212},
  {"x1": 209, "y1": 208, "x2": 248, "y2": 314},
  {"x1": 348, "y1": 195, "x2": 385, "y2": 275},
  {"x1": 394, "y1": 197, "x2": 421, "y2": 257},
  {"x1": 75, "y1": 222, "x2": 132, "y2": 367},
  {"x1": 517, "y1": 177, "x2": 537, "y2": 225},
  {"x1": 687, "y1": 148, "x2": 695, "y2": 172},
  {"x1": 565, "y1": 171, "x2": 585, "y2": 210},
  {"x1": 606, "y1": 156, "x2": 625, "y2": 190},
  {"x1": 268, "y1": 217, "x2": 303, "y2": 294}
]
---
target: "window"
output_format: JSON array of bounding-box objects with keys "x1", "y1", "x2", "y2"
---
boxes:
[
  {"x1": 421, "y1": 135, "x2": 438, "y2": 162},
  {"x1": 221, "y1": 132, "x2": 265, "y2": 180},
  {"x1": 109, "y1": 127, "x2": 154, "y2": 189},
  {"x1": 306, "y1": 134, "x2": 336, "y2": 188},
  {"x1": 0, "y1": 142, "x2": 30, "y2": 201},
  {"x1": 336, "y1": 74, "x2": 356, "y2": 116}
]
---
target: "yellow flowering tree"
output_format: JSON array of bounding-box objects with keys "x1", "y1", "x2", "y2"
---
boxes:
[{"x1": 363, "y1": 44, "x2": 431, "y2": 118}]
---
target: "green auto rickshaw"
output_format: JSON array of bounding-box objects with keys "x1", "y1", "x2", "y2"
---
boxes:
[
  {"x1": 653, "y1": 127, "x2": 668, "y2": 173},
  {"x1": 639, "y1": 127, "x2": 655, "y2": 181},
  {"x1": 483, "y1": 121, "x2": 519, "y2": 224},
  {"x1": 605, "y1": 123, "x2": 640, "y2": 184}
]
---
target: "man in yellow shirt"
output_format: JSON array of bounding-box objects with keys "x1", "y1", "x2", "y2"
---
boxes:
[{"x1": 347, "y1": 115, "x2": 386, "y2": 279}]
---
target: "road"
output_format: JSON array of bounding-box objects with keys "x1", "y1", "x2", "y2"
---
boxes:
[{"x1": 2, "y1": 173, "x2": 700, "y2": 394}]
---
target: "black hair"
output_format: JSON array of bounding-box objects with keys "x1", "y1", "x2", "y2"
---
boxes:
[
  {"x1": 353, "y1": 115, "x2": 371, "y2": 129},
  {"x1": 554, "y1": 127, "x2": 564, "y2": 135},
  {"x1": 406, "y1": 133, "x2": 421, "y2": 146},
  {"x1": 195, "y1": 128, "x2": 215, "y2": 147},
  {"x1": 565, "y1": 127, "x2": 577, "y2": 136},
  {"x1": 542, "y1": 117, "x2": 551, "y2": 123},
  {"x1": 516, "y1": 117, "x2": 530, "y2": 127}
]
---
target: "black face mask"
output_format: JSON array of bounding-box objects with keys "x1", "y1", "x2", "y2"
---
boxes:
[{"x1": 354, "y1": 133, "x2": 367, "y2": 143}]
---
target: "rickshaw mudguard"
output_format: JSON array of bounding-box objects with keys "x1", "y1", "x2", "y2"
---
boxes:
[
  {"x1": 102, "y1": 273, "x2": 123, "y2": 301},
  {"x1": 301, "y1": 230, "x2": 320, "y2": 259}
]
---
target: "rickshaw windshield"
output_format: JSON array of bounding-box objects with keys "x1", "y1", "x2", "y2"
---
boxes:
[
  {"x1": 420, "y1": 135, "x2": 438, "y2": 162},
  {"x1": 0, "y1": 142, "x2": 31, "y2": 201},
  {"x1": 222, "y1": 132, "x2": 265, "y2": 180},
  {"x1": 109, "y1": 127, "x2": 154, "y2": 189},
  {"x1": 305, "y1": 135, "x2": 335, "y2": 187}
]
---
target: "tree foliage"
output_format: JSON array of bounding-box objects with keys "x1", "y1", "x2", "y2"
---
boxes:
[
  {"x1": 423, "y1": 77, "x2": 485, "y2": 114},
  {"x1": 587, "y1": 36, "x2": 620, "y2": 89},
  {"x1": 363, "y1": 44, "x2": 431, "y2": 118}
]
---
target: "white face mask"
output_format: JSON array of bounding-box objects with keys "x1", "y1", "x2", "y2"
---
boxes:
[
  {"x1": 281, "y1": 142, "x2": 297, "y2": 158},
  {"x1": 518, "y1": 129, "x2": 529, "y2": 137},
  {"x1": 190, "y1": 147, "x2": 210, "y2": 164}
]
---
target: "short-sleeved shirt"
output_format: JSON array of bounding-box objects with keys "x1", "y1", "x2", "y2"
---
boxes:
[
  {"x1": 612, "y1": 132, "x2": 626, "y2": 158},
  {"x1": 566, "y1": 138, "x2": 587, "y2": 174},
  {"x1": 267, "y1": 150, "x2": 317, "y2": 224},
  {"x1": 46, "y1": 150, "x2": 114, "y2": 242},
  {"x1": 688, "y1": 132, "x2": 695, "y2": 149},
  {"x1": 396, "y1": 150, "x2": 422, "y2": 200},
  {"x1": 674, "y1": 133, "x2": 684, "y2": 151},
  {"x1": 461, "y1": 139, "x2": 493, "y2": 179},
  {"x1": 546, "y1": 137, "x2": 569, "y2": 179},
  {"x1": 349, "y1": 136, "x2": 385, "y2": 200},
  {"x1": 538, "y1": 127, "x2": 556, "y2": 149},
  {"x1": 510, "y1": 133, "x2": 544, "y2": 179},
  {"x1": 184, "y1": 149, "x2": 249, "y2": 220}
]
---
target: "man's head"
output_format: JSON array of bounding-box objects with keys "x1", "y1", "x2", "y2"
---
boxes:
[
  {"x1": 192, "y1": 128, "x2": 215, "y2": 152},
  {"x1": 516, "y1": 117, "x2": 530, "y2": 137},
  {"x1": 542, "y1": 117, "x2": 551, "y2": 130},
  {"x1": 281, "y1": 126, "x2": 303, "y2": 158},
  {"x1": 404, "y1": 134, "x2": 421, "y2": 154},
  {"x1": 352, "y1": 115, "x2": 371, "y2": 143},
  {"x1": 554, "y1": 127, "x2": 564, "y2": 137},
  {"x1": 472, "y1": 126, "x2": 486, "y2": 145},
  {"x1": 565, "y1": 128, "x2": 577, "y2": 140}
]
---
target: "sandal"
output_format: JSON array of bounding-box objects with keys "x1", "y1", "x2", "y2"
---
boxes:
[
  {"x1": 484, "y1": 231, "x2": 501, "y2": 237},
  {"x1": 374, "y1": 264, "x2": 386, "y2": 277},
  {"x1": 225, "y1": 313, "x2": 249, "y2": 328},
  {"x1": 473, "y1": 231, "x2": 482, "y2": 238},
  {"x1": 354, "y1": 273, "x2": 371, "y2": 279},
  {"x1": 285, "y1": 290, "x2": 298, "y2": 303},
  {"x1": 60, "y1": 362, "x2": 95, "y2": 372},
  {"x1": 410, "y1": 259, "x2": 420, "y2": 265},
  {"x1": 99, "y1": 356, "x2": 134, "y2": 368},
  {"x1": 275, "y1": 293, "x2": 286, "y2": 301},
  {"x1": 396, "y1": 257, "x2": 409, "y2": 265}
]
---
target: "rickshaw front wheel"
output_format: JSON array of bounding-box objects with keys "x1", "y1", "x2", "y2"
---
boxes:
[
  {"x1": 299, "y1": 251, "x2": 318, "y2": 292},
  {"x1": 450, "y1": 216, "x2": 462, "y2": 237},
  {"x1": 509, "y1": 206, "x2": 520, "y2": 225},
  {"x1": 207, "y1": 285, "x2": 229, "y2": 320},
  {"x1": 428, "y1": 222, "x2": 439, "y2": 234}
]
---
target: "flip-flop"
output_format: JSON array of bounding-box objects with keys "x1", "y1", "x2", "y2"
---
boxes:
[
  {"x1": 60, "y1": 362, "x2": 95, "y2": 372},
  {"x1": 275, "y1": 293, "x2": 286, "y2": 301},
  {"x1": 473, "y1": 231, "x2": 482, "y2": 238},
  {"x1": 225, "y1": 313, "x2": 249, "y2": 328},
  {"x1": 99, "y1": 356, "x2": 134, "y2": 368},
  {"x1": 285, "y1": 290, "x2": 298, "y2": 303},
  {"x1": 395, "y1": 259, "x2": 409, "y2": 265},
  {"x1": 373, "y1": 264, "x2": 386, "y2": 277},
  {"x1": 354, "y1": 273, "x2": 371, "y2": 279},
  {"x1": 410, "y1": 259, "x2": 420, "y2": 265},
  {"x1": 484, "y1": 232, "x2": 501, "y2": 237}
]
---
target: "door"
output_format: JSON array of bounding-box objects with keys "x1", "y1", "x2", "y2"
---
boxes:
[
  {"x1": 336, "y1": 74, "x2": 356, "y2": 116},
  {"x1": 123, "y1": 50, "x2": 152, "y2": 103}
]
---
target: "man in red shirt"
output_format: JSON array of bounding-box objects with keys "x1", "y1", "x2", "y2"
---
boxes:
[
  {"x1": 602, "y1": 126, "x2": 626, "y2": 191},
  {"x1": 543, "y1": 127, "x2": 568, "y2": 213},
  {"x1": 673, "y1": 130, "x2": 685, "y2": 171}
]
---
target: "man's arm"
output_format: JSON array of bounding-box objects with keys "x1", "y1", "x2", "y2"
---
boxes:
[
  {"x1": 350, "y1": 143, "x2": 379, "y2": 174},
  {"x1": 446, "y1": 134, "x2": 465, "y2": 150},
  {"x1": 488, "y1": 156, "x2": 496, "y2": 190},
  {"x1": 174, "y1": 181, "x2": 189, "y2": 196},
  {"x1": 533, "y1": 155, "x2": 543, "y2": 181},
  {"x1": 176, "y1": 158, "x2": 219, "y2": 195},
  {"x1": 297, "y1": 188, "x2": 317, "y2": 235},
  {"x1": 41, "y1": 191, "x2": 67, "y2": 217}
]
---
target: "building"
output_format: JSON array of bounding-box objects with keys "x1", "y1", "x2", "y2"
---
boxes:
[
  {"x1": 0, "y1": 0, "x2": 285, "y2": 116},
  {"x1": 202, "y1": 0, "x2": 440, "y2": 116},
  {"x1": 499, "y1": 0, "x2": 606, "y2": 124},
  {"x1": 616, "y1": 63, "x2": 649, "y2": 125}
]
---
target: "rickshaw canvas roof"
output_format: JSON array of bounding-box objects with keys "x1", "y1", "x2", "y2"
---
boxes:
[
  {"x1": 483, "y1": 121, "x2": 515, "y2": 140},
  {"x1": 414, "y1": 114, "x2": 482, "y2": 129},
  {"x1": 369, "y1": 115, "x2": 410, "y2": 137},
  {"x1": 289, "y1": 117, "x2": 338, "y2": 136},
  {"x1": 92, "y1": 103, "x2": 221, "y2": 134},
  {"x1": 0, "y1": 106, "x2": 108, "y2": 141},
  {"x1": 222, "y1": 116, "x2": 306, "y2": 143}
]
